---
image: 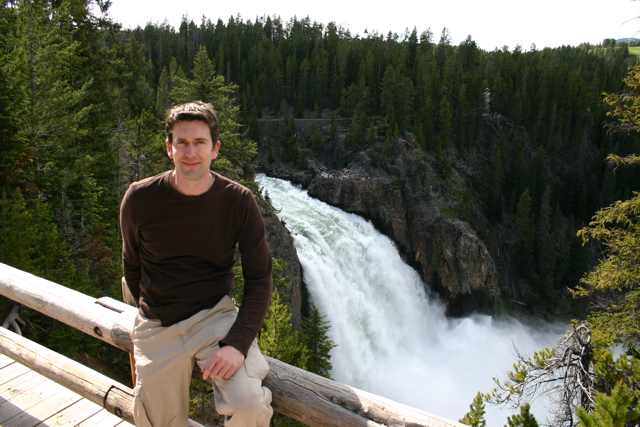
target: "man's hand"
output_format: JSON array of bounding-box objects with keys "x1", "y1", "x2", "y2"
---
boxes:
[{"x1": 202, "y1": 346, "x2": 245, "y2": 380}]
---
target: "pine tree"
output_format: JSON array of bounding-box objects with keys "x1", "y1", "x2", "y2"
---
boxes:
[
  {"x1": 234, "y1": 259, "x2": 309, "y2": 370},
  {"x1": 578, "y1": 382, "x2": 640, "y2": 427},
  {"x1": 505, "y1": 404, "x2": 538, "y2": 427},
  {"x1": 437, "y1": 97, "x2": 453, "y2": 150},
  {"x1": 171, "y1": 46, "x2": 257, "y2": 174},
  {"x1": 577, "y1": 383, "x2": 640, "y2": 427},
  {"x1": 535, "y1": 186, "x2": 552, "y2": 280},
  {"x1": 311, "y1": 126, "x2": 322, "y2": 150},
  {"x1": 258, "y1": 288, "x2": 308, "y2": 370},
  {"x1": 367, "y1": 122, "x2": 376, "y2": 145},
  {"x1": 155, "y1": 66, "x2": 171, "y2": 116},
  {"x1": 515, "y1": 188, "x2": 534, "y2": 274},
  {"x1": 302, "y1": 304, "x2": 336, "y2": 378},
  {"x1": 459, "y1": 392, "x2": 487, "y2": 427},
  {"x1": 329, "y1": 114, "x2": 336, "y2": 141}
]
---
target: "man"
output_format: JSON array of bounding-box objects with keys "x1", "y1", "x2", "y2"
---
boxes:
[{"x1": 120, "y1": 101, "x2": 273, "y2": 427}]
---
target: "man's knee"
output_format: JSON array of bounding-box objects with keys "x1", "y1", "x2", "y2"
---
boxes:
[
  {"x1": 215, "y1": 375, "x2": 270, "y2": 409},
  {"x1": 213, "y1": 375, "x2": 273, "y2": 426}
]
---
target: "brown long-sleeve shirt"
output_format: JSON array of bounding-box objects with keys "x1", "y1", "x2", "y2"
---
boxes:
[{"x1": 120, "y1": 170, "x2": 273, "y2": 356}]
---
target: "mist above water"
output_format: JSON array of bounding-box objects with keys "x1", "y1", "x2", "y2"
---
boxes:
[{"x1": 257, "y1": 174, "x2": 565, "y2": 425}]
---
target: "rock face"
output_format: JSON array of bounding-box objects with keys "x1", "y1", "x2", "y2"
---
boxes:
[
  {"x1": 420, "y1": 218, "x2": 499, "y2": 316},
  {"x1": 307, "y1": 178, "x2": 409, "y2": 254},
  {"x1": 258, "y1": 122, "x2": 502, "y2": 316},
  {"x1": 307, "y1": 173, "x2": 499, "y2": 315},
  {"x1": 256, "y1": 194, "x2": 304, "y2": 330}
]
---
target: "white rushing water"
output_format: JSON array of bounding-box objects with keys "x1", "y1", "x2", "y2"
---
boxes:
[{"x1": 257, "y1": 174, "x2": 564, "y2": 425}]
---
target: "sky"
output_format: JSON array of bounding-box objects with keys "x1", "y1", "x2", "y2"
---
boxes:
[{"x1": 105, "y1": 0, "x2": 640, "y2": 51}]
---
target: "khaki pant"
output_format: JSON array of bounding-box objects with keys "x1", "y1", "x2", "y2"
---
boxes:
[{"x1": 132, "y1": 295, "x2": 273, "y2": 427}]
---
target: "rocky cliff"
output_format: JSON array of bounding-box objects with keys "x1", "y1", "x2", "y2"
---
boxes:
[
  {"x1": 256, "y1": 190, "x2": 304, "y2": 330},
  {"x1": 257, "y1": 120, "x2": 504, "y2": 316}
]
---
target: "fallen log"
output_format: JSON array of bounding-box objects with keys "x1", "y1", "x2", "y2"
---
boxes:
[
  {"x1": 0, "y1": 326, "x2": 205, "y2": 427},
  {"x1": 0, "y1": 262, "x2": 465, "y2": 427}
]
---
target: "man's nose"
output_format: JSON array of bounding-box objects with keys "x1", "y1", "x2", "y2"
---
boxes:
[{"x1": 185, "y1": 143, "x2": 195, "y2": 155}]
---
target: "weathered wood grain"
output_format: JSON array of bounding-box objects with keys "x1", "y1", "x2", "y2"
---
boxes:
[
  {"x1": 0, "y1": 374, "x2": 66, "y2": 423},
  {"x1": 34, "y1": 398, "x2": 104, "y2": 427},
  {"x1": 3, "y1": 389, "x2": 83, "y2": 427},
  {"x1": 0, "y1": 361, "x2": 31, "y2": 387},
  {"x1": 0, "y1": 370, "x2": 47, "y2": 398},
  {"x1": 0, "y1": 353, "x2": 17, "y2": 369},
  {"x1": 76, "y1": 408, "x2": 126, "y2": 427},
  {"x1": 0, "y1": 263, "x2": 137, "y2": 353}
]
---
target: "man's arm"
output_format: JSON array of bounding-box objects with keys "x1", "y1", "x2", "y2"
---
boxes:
[
  {"x1": 204, "y1": 190, "x2": 273, "y2": 378},
  {"x1": 120, "y1": 186, "x2": 142, "y2": 304},
  {"x1": 219, "y1": 190, "x2": 273, "y2": 356}
]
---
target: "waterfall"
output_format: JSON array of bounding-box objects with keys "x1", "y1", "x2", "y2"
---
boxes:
[{"x1": 257, "y1": 174, "x2": 563, "y2": 425}]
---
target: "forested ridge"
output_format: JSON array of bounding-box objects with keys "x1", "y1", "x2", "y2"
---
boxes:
[{"x1": 1, "y1": 0, "x2": 640, "y2": 425}]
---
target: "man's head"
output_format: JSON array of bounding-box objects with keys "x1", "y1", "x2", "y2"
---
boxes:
[
  {"x1": 165, "y1": 101, "x2": 220, "y2": 144},
  {"x1": 165, "y1": 101, "x2": 221, "y2": 195}
]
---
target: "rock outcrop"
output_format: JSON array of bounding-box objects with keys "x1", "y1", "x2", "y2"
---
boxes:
[
  {"x1": 257, "y1": 122, "x2": 502, "y2": 316},
  {"x1": 307, "y1": 171, "x2": 499, "y2": 315},
  {"x1": 419, "y1": 218, "x2": 499, "y2": 316},
  {"x1": 256, "y1": 194, "x2": 304, "y2": 330}
]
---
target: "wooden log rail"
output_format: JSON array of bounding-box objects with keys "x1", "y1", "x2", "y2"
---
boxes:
[{"x1": 0, "y1": 262, "x2": 465, "y2": 427}]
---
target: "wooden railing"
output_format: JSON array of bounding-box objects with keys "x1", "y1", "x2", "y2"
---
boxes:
[{"x1": 0, "y1": 262, "x2": 465, "y2": 427}]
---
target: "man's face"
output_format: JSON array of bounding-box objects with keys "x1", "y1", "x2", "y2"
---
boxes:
[{"x1": 166, "y1": 120, "x2": 220, "y2": 186}]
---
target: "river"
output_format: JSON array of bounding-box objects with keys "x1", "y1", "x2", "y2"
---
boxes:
[{"x1": 257, "y1": 174, "x2": 563, "y2": 425}]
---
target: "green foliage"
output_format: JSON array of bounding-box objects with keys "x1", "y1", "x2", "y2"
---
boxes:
[
  {"x1": 302, "y1": 304, "x2": 336, "y2": 378},
  {"x1": 329, "y1": 114, "x2": 337, "y2": 141},
  {"x1": 460, "y1": 392, "x2": 487, "y2": 427},
  {"x1": 380, "y1": 65, "x2": 414, "y2": 130},
  {"x1": 0, "y1": 189, "x2": 74, "y2": 287},
  {"x1": 574, "y1": 155, "x2": 640, "y2": 346},
  {"x1": 453, "y1": 187, "x2": 474, "y2": 222},
  {"x1": 577, "y1": 382, "x2": 640, "y2": 427},
  {"x1": 591, "y1": 347, "x2": 640, "y2": 397},
  {"x1": 604, "y1": 63, "x2": 640, "y2": 133},
  {"x1": 434, "y1": 152, "x2": 452, "y2": 179},
  {"x1": 437, "y1": 97, "x2": 453, "y2": 149},
  {"x1": 258, "y1": 286, "x2": 308, "y2": 369},
  {"x1": 171, "y1": 46, "x2": 257, "y2": 174},
  {"x1": 367, "y1": 122, "x2": 376, "y2": 145},
  {"x1": 311, "y1": 126, "x2": 322, "y2": 150},
  {"x1": 505, "y1": 403, "x2": 538, "y2": 427},
  {"x1": 515, "y1": 188, "x2": 534, "y2": 274},
  {"x1": 233, "y1": 258, "x2": 308, "y2": 370}
]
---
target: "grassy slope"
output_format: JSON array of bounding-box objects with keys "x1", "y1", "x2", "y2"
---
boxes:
[{"x1": 629, "y1": 46, "x2": 640, "y2": 59}]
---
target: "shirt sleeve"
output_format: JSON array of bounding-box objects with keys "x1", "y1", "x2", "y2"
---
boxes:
[
  {"x1": 219, "y1": 190, "x2": 273, "y2": 356},
  {"x1": 120, "y1": 185, "x2": 142, "y2": 304}
]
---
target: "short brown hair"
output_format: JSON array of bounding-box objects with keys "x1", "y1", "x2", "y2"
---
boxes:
[{"x1": 165, "y1": 101, "x2": 220, "y2": 144}]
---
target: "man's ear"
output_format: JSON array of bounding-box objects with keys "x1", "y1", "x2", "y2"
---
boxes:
[
  {"x1": 211, "y1": 140, "x2": 221, "y2": 160},
  {"x1": 166, "y1": 139, "x2": 173, "y2": 159}
]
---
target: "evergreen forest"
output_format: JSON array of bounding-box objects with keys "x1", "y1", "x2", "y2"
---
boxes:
[{"x1": 1, "y1": 0, "x2": 640, "y2": 425}]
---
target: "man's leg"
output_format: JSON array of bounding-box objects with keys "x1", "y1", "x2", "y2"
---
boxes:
[
  {"x1": 187, "y1": 296, "x2": 273, "y2": 427},
  {"x1": 132, "y1": 314, "x2": 194, "y2": 427}
]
